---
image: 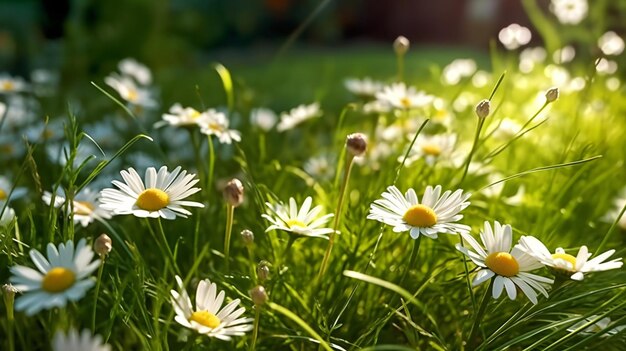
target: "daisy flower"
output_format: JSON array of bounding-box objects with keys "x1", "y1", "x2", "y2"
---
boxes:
[
  {"x1": 52, "y1": 329, "x2": 111, "y2": 351},
  {"x1": 276, "y1": 103, "x2": 322, "y2": 132},
  {"x1": 402, "y1": 133, "x2": 457, "y2": 166},
  {"x1": 375, "y1": 83, "x2": 433, "y2": 110},
  {"x1": 104, "y1": 74, "x2": 157, "y2": 109},
  {"x1": 170, "y1": 275, "x2": 253, "y2": 340},
  {"x1": 42, "y1": 187, "x2": 113, "y2": 227},
  {"x1": 517, "y1": 236, "x2": 623, "y2": 281},
  {"x1": 456, "y1": 221, "x2": 553, "y2": 304},
  {"x1": 99, "y1": 166, "x2": 204, "y2": 220},
  {"x1": 262, "y1": 196, "x2": 334, "y2": 239},
  {"x1": 344, "y1": 77, "x2": 384, "y2": 98},
  {"x1": 118, "y1": 58, "x2": 152, "y2": 85},
  {"x1": 368, "y1": 185, "x2": 471, "y2": 239},
  {"x1": 598, "y1": 31, "x2": 625, "y2": 56},
  {"x1": 161, "y1": 103, "x2": 205, "y2": 128},
  {"x1": 9, "y1": 238, "x2": 100, "y2": 315},
  {"x1": 567, "y1": 315, "x2": 626, "y2": 336},
  {"x1": 0, "y1": 74, "x2": 29, "y2": 94},
  {"x1": 0, "y1": 176, "x2": 28, "y2": 204},
  {"x1": 250, "y1": 107, "x2": 277, "y2": 132},
  {"x1": 442, "y1": 59, "x2": 477, "y2": 85},
  {"x1": 498, "y1": 23, "x2": 532, "y2": 50},
  {"x1": 0, "y1": 206, "x2": 16, "y2": 227},
  {"x1": 198, "y1": 110, "x2": 241, "y2": 144},
  {"x1": 550, "y1": 0, "x2": 588, "y2": 25}
]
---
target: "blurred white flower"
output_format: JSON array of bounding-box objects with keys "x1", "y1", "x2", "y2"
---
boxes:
[
  {"x1": 276, "y1": 103, "x2": 322, "y2": 132},
  {"x1": 0, "y1": 95, "x2": 39, "y2": 129},
  {"x1": 304, "y1": 154, "x2": 335, "y2": 181},
  {"x1": 550, "y1": 0, "x2": 588, "y2": 25},
  {"x1": 30, "y1": 69, "x2": 59, "y2": 96},
  {"x1": 442, "y1": 59, "x2": 477, "y2": 85},
  {"x1": 567, "y1": 316, "x2": 626, "y2": 337},
  {"x1": 0, "y1": 176, "x2": 28, "y2": 204},
  {"x1": 606, "y1": 77, "x2": 621, "y2": 91},
  {"x1": 344, "y1": 77, "x2": 384, "y2": 97},
  {"x1": 161, "y1": 103, "x2": 204, "y2": 128},
  {"x1": 376, "y1": 83, "x2": 433, "y2": 110},
  {"x1": 42, "y1": 187, "x2": 113, "y2": 228},
  {"x1": 0, "y1": 74, "x2": 29, "y2": 94},
  {"x1": 250, "y1": 107, "x2": 277, "y2": 132},
  {"x1": 604, "y1": 191, "x2": 626, "y2": 230},
  {"x1": 519, "y1": 47, "x2": 547, "y2": 73},
  {"x1": 362, "y1": 99, "x2": 392, "y2": 114},
  {"x1": 198, "y1": 110, "x2": 241, "y2": 144},
  {"x1": 52, "y1": 329, "x2": 111, "y2": 351},
  {"x1": 0, "y1": 207, "x2": 15, "y2": 227},
  {"x1": 598, "y1": 31, "x2": 625, "y2": 56},
  {"x1": 402, "y1": 133, "x2": 457, "y2": 166},
  {"x1": 492, "y1": 118, "x2": 522, "y2": 140},
  {"x1": 596, "y1": 58, "x2": 618, "y2": 75},
  {"x1": 104, "y1": 74, "x2": 157, "y2": 108},
  {"x1": 552, "y1": 46, "x2": 576, "y2": 64},
  {"x1": 544, "y1": 65, "x2": 571, "y2": 86},
  {"x1": 118, "y1": 58, "x2": 152, "y2": 85},
  {"x1": 498, "y1": 24, "x2": 532, "y2": 50},
  {"x1": 472, "y1": 71, "x2": 491, "y2": 88}
]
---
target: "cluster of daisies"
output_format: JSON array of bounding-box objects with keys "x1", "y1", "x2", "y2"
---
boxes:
[{"x1": 368, "y1": 184, "x2": 623, "y2": 304}]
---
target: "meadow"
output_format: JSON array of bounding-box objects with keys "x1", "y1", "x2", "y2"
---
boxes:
[{"x1": 1, "y1": 1, "x2": 626, "y2": 350}]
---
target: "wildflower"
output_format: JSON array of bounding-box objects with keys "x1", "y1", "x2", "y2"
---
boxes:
[
  {"x1": 456, "y1": 221, "x2": 553, "y2": 304},
  {"x1": 198, "y1": 109, "x2": 241, "y2": 144},
  {"x1": 250, "y1": 107, "x2": 277, "y2": 132},
  {"x1": 118, "y1": 58, "x2": 152, "y2": 85},
  {"x1": 402, "y1": 133, "x2": 457, "y2": 167},
  {"x1": 249, "y1": 286, "x2": 268, "y2": 306},
  {"x1": 545, "y1": 87, "x2": 559, "y2": 103},
  {"x1": 567, "y1": 315, "x2": 626, "y2": 336},
  {"x1": 519, "y1": 47, "x2": 547, "y2": 73},
  {"x1": 43, "y1": 188, "x2": 113, "y2": 227},
  {"x1": 0, "y1": 74, "x2": 29, "y2": 94},
  {"x1": 276, "y1": 103, "x2": 322, "y2": 132},
  {"x1": 346, "y1": 133, "x2": 367, "y2": 157},
  {"x1": 393, "y1": 36, "x2": 410, "y2": 55},
  {"x1": 161, "y1": 103, "x2": 205, "y2": 128},
  {"x1": 99, "y1": 166, "x2": 204, "y2": 220},
  {"x1": 0, "y1": 207, "x2": 16, "y2": 227},
  {"x1": 376, "y1": 83, "x2": 433, "y2": 110},
  {"x1": 304, "y1": 155, "x2": 335, "y2": 181},
  {"x1": 344, "y1": 77, "x2": 384, "y2": 98},
  {"x1": 170, "y1": 275, "x2": 253, "y2": 340},
  {"x1": 262, "y1": 196, "x2": 334, "y2": 239},
  {"x1": 9, "y1": 238, "x2": 100, "y2": 315},
  {"x1": 553, "y1": 46, "x2": 576, "y2": 63},
  {"x1": 0, "y1": 95, "x2": 39, "y2": 129},
  {"x1": 223, "y1": 178, "x2": 244, "y2": 207},
  {"x1": 368, "y1": 185, "x2": 471, "y2": 239},
  {"x1": 257, "y1": 261, "x2": 270, "y2": 282},
  {"x1": 442, "y1": 59, "x2": 477, "y2": 85},
  {"x1": 598, "y1": 31, "x2": 625, "y2": 56},
  {"x1": 517, "y1": 236, "x2": 623, "y2": 281},
  {"x1": 240, "y1": 229, "x2": 254, "y2": 246},
  {"x1": 595, "y1": 58, "x2": 618, "y2": 75},
  {"x1": 0, "y1": 176, "x2": 28, "y2": 204},
  {"x1": 498, "y1": 24, "x2": 531, "y2": 50},
  {"x1": 52, "y1": 329, "x2": 111, "y2": 351},
  {"x1": 94, "y1": 234, "x2": 112, "y2": 257},
  {"x1": 550, "y1": 0, "x2": 588, "y2": 25},
  {"x1": 104, "y1": 74, "x2": 157, "y2": 108},
  {"x1": 604, "y1": 191, "x2": 626, "y2": 230}
]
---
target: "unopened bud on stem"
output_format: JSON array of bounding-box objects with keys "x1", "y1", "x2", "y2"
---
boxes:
[
  {"x1": 346, "y1": 133, "x2": 367, "y2": 157},
  {"x1": 223, "y1": 178, "x2": 244, "y2": 207},
  {"x1": 249, "y1": 285, "x2": 268, "y2": 306},
  {"x1": 475, "y1": 99, "x2": 490, "y2": 119},
  {"x1": 257, "y1": 261, "x2": 270, "y2": 282},
  {"x1": 241, "y1": 229, "x2": 254, "y2": 246},
  {"x1": 94, "y1": 234, "x2": 112, "y2": 257},
  {"x1": 393, "y1": 36, "x2": 410, "y2": 56},
  {"x1": 545, "y1": 87, "x2": 559, "y2": 103}
]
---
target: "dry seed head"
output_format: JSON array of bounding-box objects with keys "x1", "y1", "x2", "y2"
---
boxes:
[
  {"x1": 249, "y1": 285, "x2": 268, "y2": 306},
  {"x1": 545, "y1": 87, "x2": 559, "y2": 103},
  {"x1": 393, "y1": 36, "x2": 410, "y2": 55},
  {"x1": 2, "y1": 283, "x2": 18, "y2": 298},
  {"x1": 223, "y1": 178, "x2": 244, "y2": 207},
  {"x1": 475, "y1": 99, "x2": 490, "y2": 119},
  {"x1": 346, "y1": 133, "x2": 367, "y2": 157},
  {"x1": 94, "y1": 234, "x2": 112, "y2": 257},
  {"x1": 241, "y1": 229, "x2": 254, "y2": 246}
]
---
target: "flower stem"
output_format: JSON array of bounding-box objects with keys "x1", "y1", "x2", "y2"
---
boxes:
[
  {"x1": 459, "y1": 236, "x2": 477, "y2": 313},
  {"x1": 318, "y1": 154, "x2": 354, "y2": 280},
  {"x1": 249, "y1": 306, "x2": 261, "y2": 351},
  {"x1": 4, "y1": 288, "x2": 15, "y2": 351},
  {"x1": 207, "y1": 134, "x2": 215, "y2": 195},
  {"x1": 224, "y1": 204, "x2": 235, "y2": 272},
  {"x1": 156, "y1": 218, "x2": 180, "y2": 275},
  {"x1": 259, "y1": 132, "x2": 266, "y2": 162},
  {"x1": 468, "y1": 278, "x2": 493, "y2": 347},
  {"x1": 91, "y1": 257, "x2": 105, "y2": 331},
  {"x1": 397, "y1": 235, "x2": 421, "y2": 287},
  {"x1": 397, "y1": 52, "x2": 405, "y2": 83},
  {"x1": 460, "y1": 116, "x2": 486, "y2": 184}
]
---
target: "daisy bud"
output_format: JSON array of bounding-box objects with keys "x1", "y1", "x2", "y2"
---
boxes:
[
  {"x1": 94, "y1": 234, "x2": 112, "y2": 257},
  {"x1": 475, "y1": 99, "x2": 490, "y2": 119},
  {"x1": 393, "y1": 36, "x2": 410, "y2": 55},
  {"x1": 545, "y1": 87, "x2": 559, "y2": 103},
  {"x1": 241, "y1": 229, "x2": 254, "y2": 246},
  {"x1": 257, "y1": 261, "x2": 270, "y2": 282},
  {"x1": 223, "y1": 178, "x2": 244, "y2": 207},
  {"x1": 2, "y1": 284, "x2": 18, "y2": 320},
  {"x1": 249, "y1": 285, "x2": 268, "y2": 306},
  {"x1": 346, "y1": 133, "x2": 367, "y2": 157}
]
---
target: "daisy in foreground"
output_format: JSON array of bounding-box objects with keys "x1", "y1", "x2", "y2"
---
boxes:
[
  {"x1": 52, "y1": 329, "x2": 111, "y2": 351},
  {"x1": 42, "y1": 187, "x2": 113, "y2": 227},
  {"x1": 9, "y1": 238, "x2": 100, "y2": 315},
  {"x1": 100, "y1": 166, "x2": 204, "y2": 220},
  {"x1": 368, "y1": 185, "x2": 471, "y2": 239},
  {"x1": 456, "y1": 221, "x2": 553, "y2": 304},
  {"x1": 517, "y1": 236, "x2": 623, "y2": 281},
  {"x1": 262, "y1": 196, "x2": 334, "y2": 239},
  {"x1": 170, "y1": 275, "x2": 253, "y2": 340}
]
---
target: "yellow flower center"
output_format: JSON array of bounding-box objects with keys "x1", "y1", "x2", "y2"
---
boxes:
[
  {"x1": 190, "y1": 110, "x2": 202, "y2": 119},
  {"x1": 42, "y1": 267, "x2": 76, "y2": 293},
  {"x1": 74, "y1": 201, "x2": 95, "y2": 216},
  {"x1": 286, "y1": 219, "x2": 306, "y2": 228},
  {"x1": 422, "y1": 144, "x2": 441, "y2": 156},
  {"x1": 552, "y1": 252, "x2": 577, "y2": 270},
  {"x1": 402, "y1": 204, "x2": 437, "y2": 227},
  {"x1": 189, "y1": 310, "x2": 221, "y2": 329},
  {"x1": 208, "y1": 122, "x2": 223, "y2": 132},
  {"x1": 485, "y1": 252, "x2": 519, "y2": 277},
  {"x1": 400, "y1": 97, "x2": 411, "y2": 108},
  {"x1": 0, "y1": 188, "x2": 7, "y2": 200},
  {"x1": 136, "y1": 188, "x2": 170, "y2": 211},
  {"x1": 2, "y1": 81, "x2": 15, "y2": 91},
  {"x1": 127, "y1": 88, "x2": 138, "y2": 102}
]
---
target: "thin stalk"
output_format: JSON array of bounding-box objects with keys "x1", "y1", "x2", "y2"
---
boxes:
[
  {"x1": 267, "y1": 302, "x2": 332, "y2": 351},
  {"x1": 468, "y1": 279, "x2": 493, "y2": 347},
  {"x1": 397, "y1": 236, "x2": 421, "y2": 288},
  {"x1": 249, "y1": 306, "x2": 261, "y2": 351},
  {"x1": 460, "y1": 116, "x2": 486, "y2": 184},
  {"x1": 91, "y1": 257, "x2": 105, "y2": 331},
  {"x1": 155, "y1": 218, "x2": 179, "y2": 275},
  {"x1": 394, "y1": 118, "x2": 429, "y2": 184},
  {"x1": 318, "y1": 154, "x2": 355, "y2": 279},
  {"x1": 259, "y1": 133, "x2": 266, "y2": 162},
  {"x1": 207, "y1": 135, "x2": 215, "y2": 195},
  {"x1": 459, "y1": 236, "x2": 477, "y2": 314},
  {"x1": 597, "y1": 199, "x2": 626, "y2": 252},
  {"x1": 224, "y1": 204, "x2": 235, "y2": 272},
  {"x1": 397, "y1": 53, "x2": 405, "y2": 82},
  {"x1": 4, "y1": 288, "x2": 15, "y2": 351}
]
